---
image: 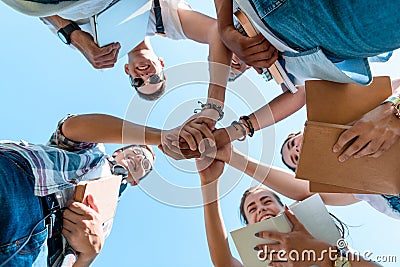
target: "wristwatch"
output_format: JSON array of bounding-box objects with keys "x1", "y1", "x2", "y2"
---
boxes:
[{"x1": 57, "y1": 22, "x2": 81, "y2": 45}]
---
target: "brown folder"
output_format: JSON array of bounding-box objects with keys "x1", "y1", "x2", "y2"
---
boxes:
[
  {"x1": 74, "y1": 175, "x2": 122, "y2": 223},
  {"x1": 295, "y1": 76, "x2": 400, "y2": 194}
]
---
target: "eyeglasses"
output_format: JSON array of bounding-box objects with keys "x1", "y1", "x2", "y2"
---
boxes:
[
  {"x1": 123, "y1": 145, "x2": 153, "y2": 173},
  {"x1": 129, "y1": 71, "x2": 165, "y2": 90}
]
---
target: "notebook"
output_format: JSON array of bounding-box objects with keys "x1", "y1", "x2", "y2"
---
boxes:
[
  {"x1": 295, "y1": 76, "x2": 400, "y2": 194},
  {"x1": 74, "y1": 175, "x2": 123, "y2": 223},
  {"x1": 230, "y1": 194, "x2": 341, "y2": 267},
  {"x1": 90, "y1": 0, "x2": 152, "y2": 59}
]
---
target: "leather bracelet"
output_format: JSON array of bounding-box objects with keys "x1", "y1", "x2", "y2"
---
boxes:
[
  {"x1": 382, "y1": 96, "x2": 400, "y2": 119},
  {"x1": 194, "y1": 101, "x2": 224, "y2": 121},
  {"x1": 240, "y1": 115, "x2": 255, "y2": 137}
]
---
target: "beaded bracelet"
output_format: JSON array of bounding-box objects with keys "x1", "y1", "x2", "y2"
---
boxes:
[
  {"x1": 194, "y1": 101, "x2": 224, "y2": 121},
  {"x1": 239, "y1": 115, "x2": 255, "y2": 137}
]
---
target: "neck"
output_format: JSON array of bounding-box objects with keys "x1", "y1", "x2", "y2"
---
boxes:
[{"x1": 129, "y1": 38, "x2": 152, "y2": 54}]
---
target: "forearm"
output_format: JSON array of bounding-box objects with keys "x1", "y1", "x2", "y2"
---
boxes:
[
  {"x1": 40, "y1": 15, "x2": 72, "y2": 30},
  {"x1": 201, "y1": 181, "x2": 242, "y2": 267},
  {"x1": 207, "y1": 23, "x2": 232, "y2": 109},
  {"x1": 249, "y1": 86, "x2": 306, "y2": 131},
  {"x1": 214, "y1": 0, "x2": 234, "y2": 31},
  {"x1": 62, "y1": 114, "x2": 162, "y2": 145},
  {"x1": 227, "y1": 149, "x2": 313, "y2": 200}
]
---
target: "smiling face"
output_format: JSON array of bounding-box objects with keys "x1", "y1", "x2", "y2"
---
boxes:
[
  {"x1": 281, "y1": 132, "x2": 303, "y2": 171},
  {"x1": 112, "y1": 145, "x2": 155, "y2": 186},
  {"x1": 125, "y1": 46, "x2": 166, "y2": 97},
  {"x1": 242, "y1": 188, "x2": 283, "y2": 225}
]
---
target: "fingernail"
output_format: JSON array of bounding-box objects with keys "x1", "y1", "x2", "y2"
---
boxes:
[
  {"x1": 284, "y1": 205, "x2": 289, "y2": 211},
  {"x1": 253, "y1": 246, "x2": 260, "y2": 251},
  {"x1": 333, "y1": 146, "x2": 338, "y2": 153},
  {"x1": 338, "y1": 156, "x2": 345, "y2": 162},
  {"x1": 255, "y1": 233, "x2": 259, "y2": 237}
]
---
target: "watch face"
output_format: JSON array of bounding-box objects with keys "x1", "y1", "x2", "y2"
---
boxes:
[{"x1": 57, "y1": 31, "x2": 69, "y2": 44}]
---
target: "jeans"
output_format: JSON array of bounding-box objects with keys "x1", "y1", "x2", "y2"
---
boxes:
[
  {"x1": 0, "y1": 150, "x2": 48, "y2": 267},
  {"x1": 250, "y1": 0, "x2": 400, "y2": 59}
]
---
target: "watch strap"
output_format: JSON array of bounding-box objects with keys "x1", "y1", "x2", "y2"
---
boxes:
[{"x1": 57, "y1": 21, "x2": 81, "y2": 45}]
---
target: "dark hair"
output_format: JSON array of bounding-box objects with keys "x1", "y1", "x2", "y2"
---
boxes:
[
  {"x1": 239, "y1": 187, "x2": 284, "y2": 225},
  {"x1": 136, "y1": 76, "x2": 167, "y2": 101},
  {"x1": 280, "y1": 131, "x2": 302, "y2": 172}
]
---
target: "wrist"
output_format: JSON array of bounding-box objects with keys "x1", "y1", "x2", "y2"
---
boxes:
[
  {"x1": 382, "y1": 96, "x2": 400, "y2": 119},
  {"x1": 73, "y1": 252, "x2": 97, "y2": 267}
]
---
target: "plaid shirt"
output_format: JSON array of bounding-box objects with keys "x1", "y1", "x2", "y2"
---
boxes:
[
  {"x1": 0, "y1": 115, "x2": 118, "y2": 266},
  {"x1": 0, "y1": 115, "x2": 108, "y2": 196}
]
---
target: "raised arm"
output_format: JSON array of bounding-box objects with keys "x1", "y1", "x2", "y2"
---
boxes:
[
  {"x1": 61, "y1": 114, "x2": 162, "y2": 145},
  {"x1": 215, "y1": 144, "x2": 359, "y2": 206},
  {"x1": 41, "y1": 15, "x2": 120, "y2": 69},
  {"x1": 178, "y1": 8, "x2": 231, "y2": 125},
  {"x1": 197, "y1": 158, "x2": 243, "y2": 267}
]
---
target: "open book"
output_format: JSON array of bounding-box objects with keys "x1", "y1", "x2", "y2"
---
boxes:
[
  {"x1": 233, "y1": 8, "x2": 297, "y2": 93},
  {"x1": 230, "y1": 194, "x2": 341, "y2": 267},
  {"x1": 74, "y1": 175, "x2": 123, "y2": 223}
]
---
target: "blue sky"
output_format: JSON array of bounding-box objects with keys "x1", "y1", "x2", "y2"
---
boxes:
[{"x1": 1, "y1": 1, "x2": 399, "y2": 266}]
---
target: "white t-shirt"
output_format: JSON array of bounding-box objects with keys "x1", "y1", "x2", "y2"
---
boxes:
[
  {"x1": 146, "y1": 0, "x2": 190, "y2": 40},
  {"x1": 44, "y1": 0, "x2": 190, "y2": 43}
]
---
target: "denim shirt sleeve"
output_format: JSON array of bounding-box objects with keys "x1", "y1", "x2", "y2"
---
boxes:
[{"x1": 47, "y1": 114, "x2": 98, "y2": 152}]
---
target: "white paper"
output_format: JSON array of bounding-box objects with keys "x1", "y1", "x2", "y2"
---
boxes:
[{"x1": 91, "y1": 0, "x2": 152, "y2": 59}]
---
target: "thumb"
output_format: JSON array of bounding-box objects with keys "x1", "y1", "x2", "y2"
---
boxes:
[
  {"x1": 283, "y1": 206, "x2": 305, "y2": 231},
  {"x1": 86, "y1": 194, "x2": 100, "y2": 214}
]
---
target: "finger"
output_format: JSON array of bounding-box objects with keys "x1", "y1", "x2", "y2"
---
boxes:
[
  {"x1": 245, "y1": 33, "x2": 269, "y2": 48},
  {"x1": 183, "y1": 126, "x2": 204, "y2": 152},
  {"x1": 338, "y1": 138, "x2": 369, "y2": 162},
  {"x1": 62, "y1": 216, "x2": 76, "y2": 232},
  {"x1": 353, "y1": 138, "x2": 383, "y2": 158},
  {"x1": 262, "y1": 231, "x2": 285, "y2": 242},
  {"x1": 189, "y1": 122, "x2": 215, "y2": 143},
  {"x1": 282, "y1": 206, "x2": 305, "y2": 231},
  {"x1": 67, "y1": 201, "x2": 93, "y2": 217},
  {"x1": 369, "y1": 138, "x2": 397, "y2": 158},
  {"x1": 86, "y1": 194, "x2": 99, "y2": 214},
  {"x1": 161, "y1": 143, "x2": 185, "y2": 160},
  {"x1": 179, "y1": 129, "x2": 197, "y2": 151},
  {"x1": 94, "y1": 43, "x2": 120, "y2": 58},
  {"x1": 333, "y1": 128, "x2": 359, "y2": 153}
]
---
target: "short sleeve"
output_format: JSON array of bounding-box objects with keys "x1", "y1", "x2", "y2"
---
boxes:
[{"x1": 47, "y1": 115, "x2": 97, "y2": 152}]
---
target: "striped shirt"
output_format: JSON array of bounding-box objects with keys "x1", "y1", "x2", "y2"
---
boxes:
[{"x1": 0, "y1": 115, "x2": 109, "y2": 197}]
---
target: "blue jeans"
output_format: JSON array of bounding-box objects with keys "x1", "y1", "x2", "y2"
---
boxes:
[
  {"x1": 250, "y1": 0, "x2": 400, "y2": 59},
  {"x1": 0, "y1": 150, "x2": 48, "y2": 267}
]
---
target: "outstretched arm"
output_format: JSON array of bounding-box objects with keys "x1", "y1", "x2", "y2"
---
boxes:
[
  {"x1": 197, "y1": 158, "x2": 243, "y2": 267},
  {"x1": 61, "y1": 114, "x2": 162, "y2": 145},
  {"x1": 215, "y1": 144, "x2": 359, "y2": 206},
  {"x1": 41, "y1": 15, "x2": 120, "y2": 69}
]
